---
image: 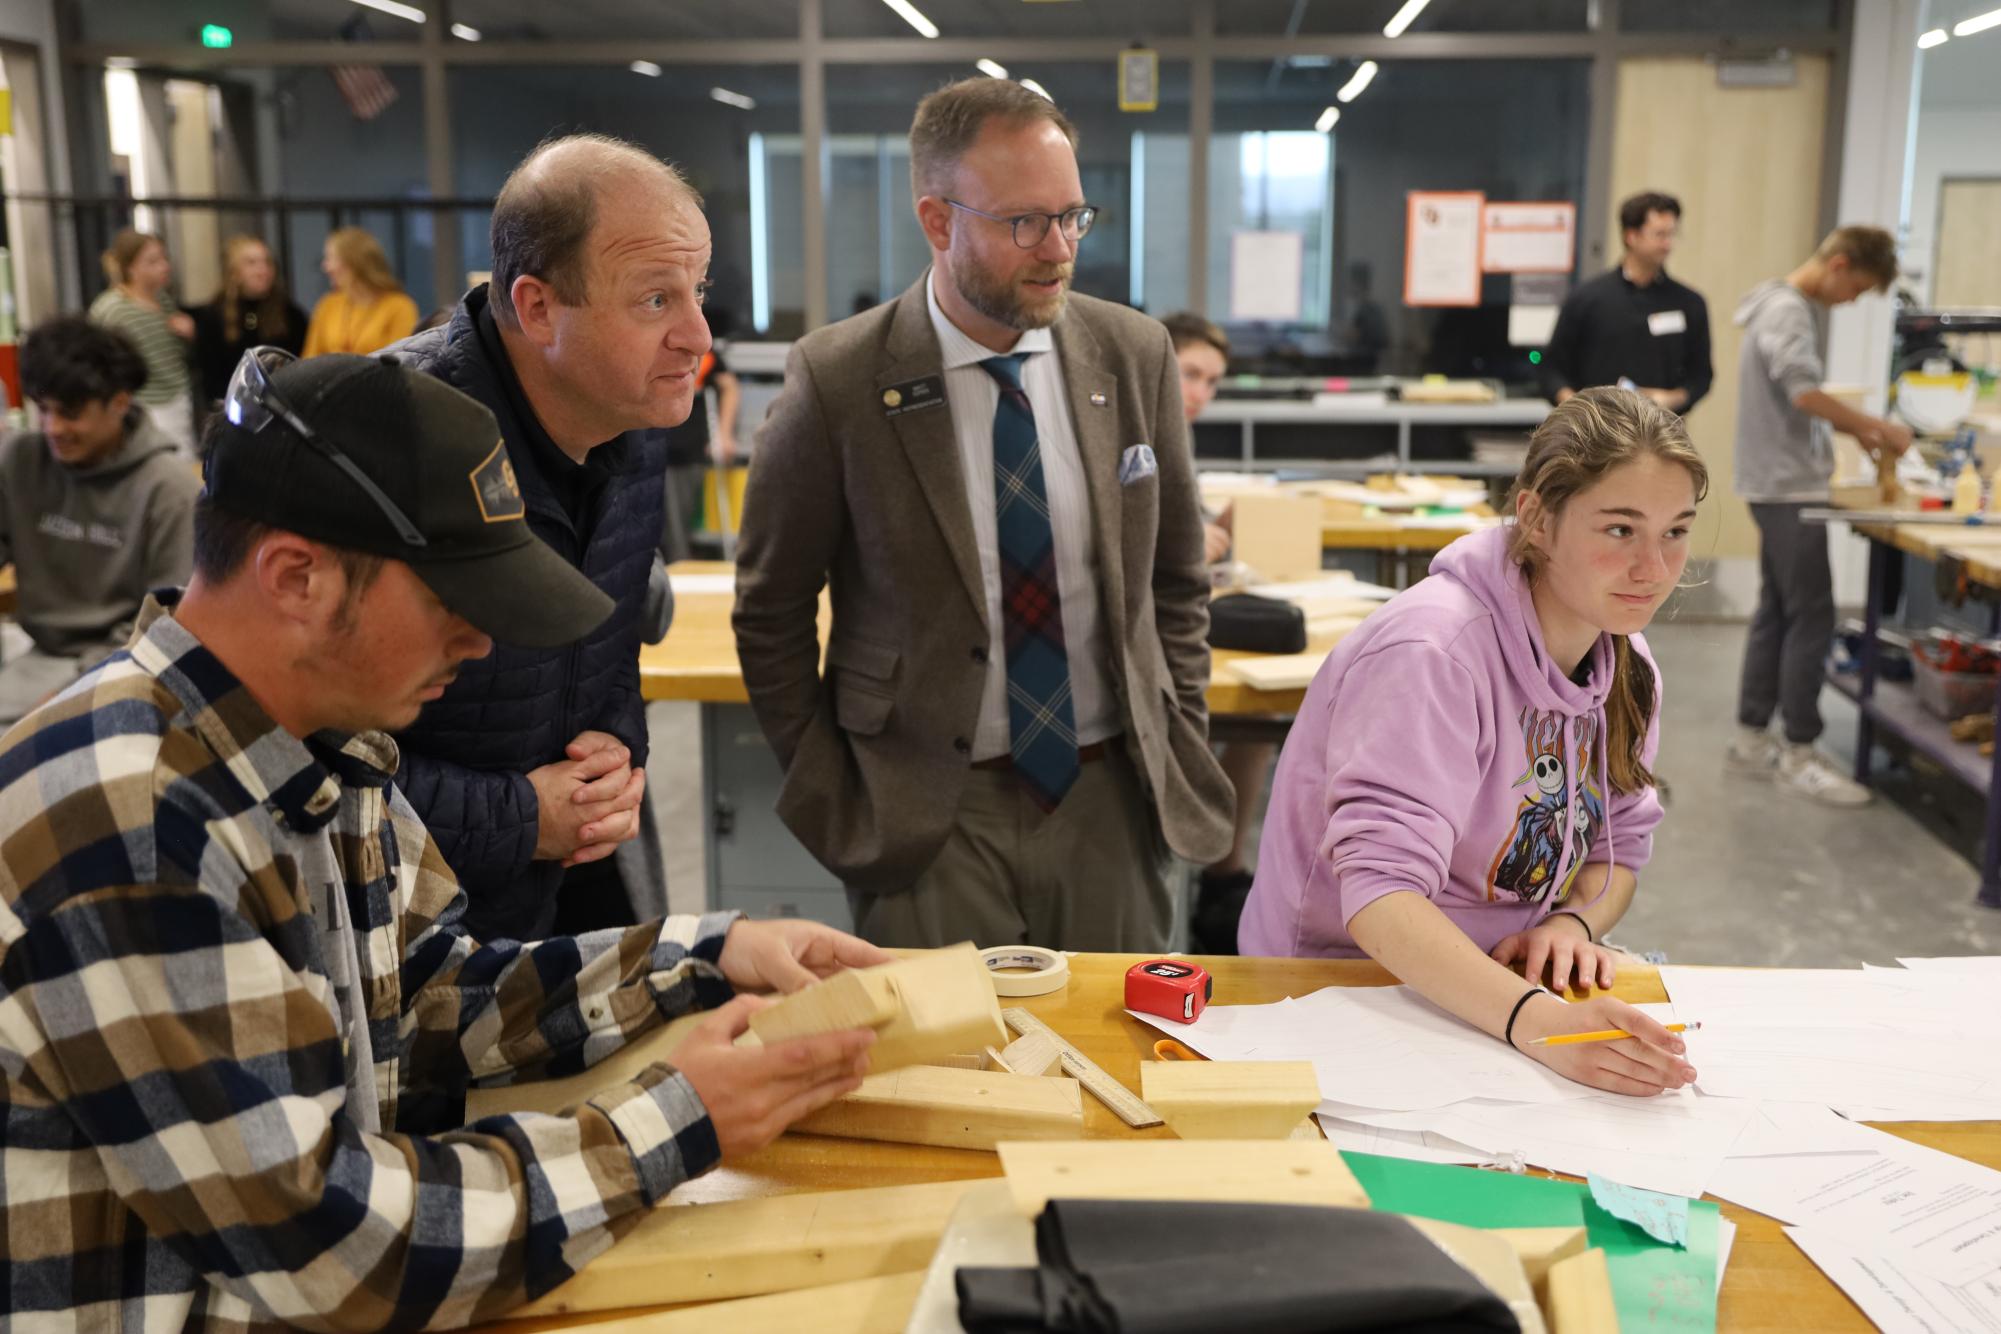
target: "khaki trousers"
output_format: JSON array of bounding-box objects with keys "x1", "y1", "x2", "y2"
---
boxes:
[{"x1": 848, "y1": 743, "x2": 1174, "y2": 952}]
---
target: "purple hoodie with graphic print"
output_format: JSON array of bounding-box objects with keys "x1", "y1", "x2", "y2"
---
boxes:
[{"x1": 1237, "y1": 525, "x2": 1664, "y2": 959}]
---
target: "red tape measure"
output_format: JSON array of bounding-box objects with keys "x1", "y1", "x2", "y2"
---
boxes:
[{"x1": 1124, "y1": 958, "x2": 1213, "y2": 1024}]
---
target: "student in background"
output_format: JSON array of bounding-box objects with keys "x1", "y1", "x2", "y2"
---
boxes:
[
  {"x1": 1240, "y1": 389, "x2": 1702, "y2": 1097},
  {"x1": 303, "y1": 226, "x2": 420, "y2": 357},
  {"x1": 189, "y1": 235, "x2": 308, "y2": 406},
  {"x1": 1540, "y1": 191, "x2": 1712, "y2": 416},
  {"x1": 87, "y1": 229, "x2": 197, "y2": 456},
  {"x1": 1726, "y1": 225, "x2": 1911, "y2": 806},
  {"x1": 1163, "y1": 311, "x2": 1270, "y2": 955},
  {"x1": 0, "y1": 316, "x2": 199, "y2": 723}
]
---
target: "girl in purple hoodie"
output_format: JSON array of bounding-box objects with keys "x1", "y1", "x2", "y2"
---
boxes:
[{"x1": 1239, "y1": 388, "x2": 1706, "y2": 1097}]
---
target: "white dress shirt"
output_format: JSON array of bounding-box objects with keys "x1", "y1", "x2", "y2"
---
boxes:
[{"x1": 926, "y1": 270, "x2": 1115, "y2": 762}]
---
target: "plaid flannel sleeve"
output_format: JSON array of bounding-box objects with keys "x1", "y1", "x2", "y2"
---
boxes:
[{"x1": 8, "y1": 797, "x2": 738, "y2": 1330}]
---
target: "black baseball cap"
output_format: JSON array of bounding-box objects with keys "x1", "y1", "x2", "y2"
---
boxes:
[{"x1": 203, "y1": 352, "x2": 614, "y2": 648}]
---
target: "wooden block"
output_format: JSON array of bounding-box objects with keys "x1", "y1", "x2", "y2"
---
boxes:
[
  {"x1": 1545, "y1": 1247, "x2": 1618, "y2": 1334},
  {"x1": 1227, "y1": 651, "x2": 1331, "y2": 692},
  {"x1": 1230, "y1": 493, "x2": 1325, "y2": 582},
  {"x1": 929, "y1": 1052, "x2": 986, "y2": 1070},
  {"x1": 1491, "y1": 1227, "x2": 1589, "y2": 1309},
  {"x1": 747, "y1": 967, "x2": 899, "y2": 1044},
  {"x1": 1141, "y1": 1060, "x2": 1322, "y2": 1140},
  {"x1": 747, "y1": 943, "x2": 1007, "y2": 1076},
  {"x1": 997, "y1": 1139, "x2": 1369, "y2": 1214},
  {"x1": 501, "y1": 1178, "x2": 983, "y2": 1320},
  {"x1": 988, "y1": 1031, "x2": 1062, "y2": 1077},
  {"x1": 1407, "y1": 1218, "x2": 1548, "y2": 1334},
  {"x1": 542, "y1": 1271, "x2": 925, "y2": 1334},
  {"x1": 791, "y1": 1064, "x2": 1084, "y2": 1151}
]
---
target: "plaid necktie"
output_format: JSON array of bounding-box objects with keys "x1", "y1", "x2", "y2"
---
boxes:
[{"x1": 980, "y1": 353, "x2": 1079, "y2": 812}]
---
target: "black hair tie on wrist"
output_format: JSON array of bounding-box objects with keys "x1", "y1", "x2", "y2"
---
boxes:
[
  {"x1": 1550, "y1": 910, "x2": 1595, "y2": 943},
  {"x1": 1505, "y1": 986, "x2": 1548, "y2": 1051}
]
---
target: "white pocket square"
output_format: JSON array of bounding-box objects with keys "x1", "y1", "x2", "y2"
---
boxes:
[{"x1": 1119, "y1": 444, "x2": 1158, "y2": 485}]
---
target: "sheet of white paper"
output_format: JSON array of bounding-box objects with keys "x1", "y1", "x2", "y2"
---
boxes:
[
  {"x1": 1230, "y1": 230, "x2": 1305, "y2": 322},
  {"x1": 1715, "y1": 1219, "x2": 1738, "y2": 1296},
  {"x1": 1786, "y1": 1225, "x2": 2001, "y2": 1333},
  {"x1": 1314, "y1": 1113, "x2": 1491, "y2": 1165},
  {"x1": 1246, "y1": 575, "x2": 1400, "y2": 603},
  {"x1": 1681, "y1": 1024, "x2": 1998, "y2": 1109},
  {"x1": 1895, "y1": 956, "x2": 2001, "y2": 975},
  {"x1": 1707, "y1": 1135, "x2": 2001, "y2": 1287},
  {"x1": 1727, "y1": 1103, "x2": 1883, "y2": 1158},
  {"x1": 1660, "y1": 965, "x2": 1952, "y2": 1031},
  {"x1": 667, "y1": 572, "x2": 737, "y2": 595}
]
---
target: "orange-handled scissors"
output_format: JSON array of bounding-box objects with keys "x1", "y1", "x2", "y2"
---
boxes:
[{"x1": 1152, "y1": 1037, "x2": 1206, "y2": 1061}]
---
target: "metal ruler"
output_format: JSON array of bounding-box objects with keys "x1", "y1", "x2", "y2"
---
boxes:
[{"x1": 1003, "y1": 1007, "x2": 1163, "y2": 1129}]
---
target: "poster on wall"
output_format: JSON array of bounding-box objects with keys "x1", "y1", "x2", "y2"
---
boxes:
[
  {"x1": 1404, "y1": 191, "x2": 1485, "y2": 307},
  {"x1": 1482, "y1": 202, "x2": 1576, "y2": 274},
  {"x1": 1229, "y1": 230, "x2": 1306, "y2": 322}
]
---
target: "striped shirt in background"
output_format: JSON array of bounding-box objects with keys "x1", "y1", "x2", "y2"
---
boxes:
[
  {"x1": 0, "y1": 593, "x2": 739, "y2": 1331},
  {"x1": 87, "y1": 287, "x2": 193, "y2": 408}
]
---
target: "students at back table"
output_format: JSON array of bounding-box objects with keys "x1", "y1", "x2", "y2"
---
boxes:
[{"x1": 1239, "y1": 388, "x2": 1704, "y2": 1096}]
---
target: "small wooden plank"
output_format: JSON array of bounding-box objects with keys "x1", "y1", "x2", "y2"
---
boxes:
[
  {"x1": 1002, "y1": 1008, "x2": 1163, "y2": 1129},
  {"x1": 1227, "y1": 651, "x2": 1331, "y2": 692},
  {"x1": 1545, "y1": 1246, "x2": 1618, "y2": 1334},
  {"x1": 929, "y1": 1052, "x2": 986, "y2": 1071},
  {"x1": 791, "y1": 1064, "x2": 1084, "y2": 1151},
  {"x1": 1491, "y1": 1226, "x2": 1588, "y2": 1305},
  {"x1": 1230, "y1": 493, "x2": 1325, "y2": 582},
  {"x1": 747, "y1": 967, "x2": 899, "y2": 1044},
  {"x1": 540, "y1": 1270, "x2": 926, "y2": 1334},
  {"x1": 748, "y1": 944, "x2": 1007, "y2": 1076},
  {"x1": 1140, "y1": 1060, "x2": 1322, "y2": 1140},
  {"x1": 997, "y1": 1139, "x2": 1369, "y2": 1215},
  {"x1": 989, "y1": 1031, "x2": 1061, "y2": 1077},
  {"x1": 1408, "y1": 1218, "x2": 1548, "y2": 1334},
  {"x1": 501, "y1": 1179, "x2": 983, "y2": 1321}
]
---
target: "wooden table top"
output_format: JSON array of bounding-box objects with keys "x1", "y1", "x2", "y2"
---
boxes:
[
  {"x1": 640, "y1": 563, "x2": 1323, "y2": 717},
  {"x1": 1320, "y1": 516, "x2": 1490, "y2": 551},
  {"x1": 1844, "y1": 515, "x2": 2001, "y2": 589},
  {"x1": 494, "y1": 953, "x2": 1996, "y2": 1334}
]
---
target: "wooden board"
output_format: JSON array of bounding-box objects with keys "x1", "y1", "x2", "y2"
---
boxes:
[
  {"x1": 1545, "y1": 1246, "x2": 1619, "y2": 1334},
  {"x1": 1408, "y1": 1218, "x2": 1549, "y2": 1334},
  {"x1": 1227, "y1": 650, "x2": 1332, "y2": 691},
  {"x1": 1229, "y1": 493, "x2": 1326, "y2": 582},
  {"x1": 1492, "y1": 1226, "x2": 1589, "y2": 1305},
  {"x1": 541, "y1": 1271, "x2": 925, "y2": 1334},
  {"x1": 1140, "y1": 1060, "x2": 1322, "y2": 1140},
  {"x1": 748, "y1": 944, "x2": 1007, "y2": 1076},
  {"x1": 501, "y1": 1178, "x2": 985, "y2": 1321},
  {"x1": 791, "y1": 1064, "x2": 1084, "y2": 1151},
  {"x1": 988, "y1": 1030, "x2": 1062, "y2": 1077},
  {"x1": 997, "y1": 1139, "x2": 1369, "y2": 1214}
]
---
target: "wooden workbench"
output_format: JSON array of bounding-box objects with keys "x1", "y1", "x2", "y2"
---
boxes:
[
  {"x1": 491, "y1": 953, "x2": 1995, "y2": 1334},
  {"x1": 639, "y1": 563, "x2": 1323, "y2": 718}
]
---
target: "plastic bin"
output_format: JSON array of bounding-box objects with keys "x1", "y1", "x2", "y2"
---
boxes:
[{"x1": 1913, "y1": 655, "x2": 1999, "y2": 721}]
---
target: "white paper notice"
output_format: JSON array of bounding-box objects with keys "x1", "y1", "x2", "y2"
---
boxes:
[
  {"x1": 1314, "y1": 1113, "x2": 1490, "y2": 1166},
  {"x1": 1405, "y1": 191, "x2": 1484, "y2": 307},
  {"x1": 1707, "y1": 1137, "x2": 2001, "y2": 1287},
  {"x1": 1482, "y1": 201, "x2": 1576, "y2": 274},
  {"x1": 1229, "y1": 230, "x2": 1306, "y2": 322},
  {"x1": 1786, "y1": 1226, "x2": 2001, "y2": 1333}
]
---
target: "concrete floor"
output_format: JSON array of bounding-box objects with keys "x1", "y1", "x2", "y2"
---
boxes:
[{"x1": 641, "y1": 618, "x2": 2001, "y2": 964}]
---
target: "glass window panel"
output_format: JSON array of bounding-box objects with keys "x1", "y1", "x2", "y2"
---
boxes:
[
  {"x1": 822, "y1": 0, "x2": 1187, "y2": 40},
  {"x1": 1209, "y1": 58, "x2": 1590, "y2": 383},
  {"x1": 449, "y1": 0, "x2": 800, "y2": 41},
  {"x1": 819, "y1": 62, "x2": 1189, "y2": 323},
  {"x1": 1622, "y1": 0, "x2": 1836, "y2": 32},
  {"x1": 448, "y1": 64, "x2": 803, "y2": 337}
]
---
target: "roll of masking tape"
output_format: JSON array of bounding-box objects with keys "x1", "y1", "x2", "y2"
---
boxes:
[{"x1": 980, "y1": 945, "x2": 1071, "y2": 997}]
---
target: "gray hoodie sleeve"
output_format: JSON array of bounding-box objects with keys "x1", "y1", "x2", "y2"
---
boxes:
[
  {"x1": 143, "y1": 467, "x2": 200, "y2": 590},
  {"x1": 1752, "y1": 296, "x2": 1824, "y2": 403}
]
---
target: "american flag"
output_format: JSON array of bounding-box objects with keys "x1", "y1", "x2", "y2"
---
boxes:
[{"x1": 332, "y1": 15, "x2": 399, "y2": 121}]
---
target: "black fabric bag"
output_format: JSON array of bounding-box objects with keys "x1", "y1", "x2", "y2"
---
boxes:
[
  {"x1": 956, "y1": 1199, "x2": 1522, "y2": 1334},
  {"x1": 1209, "y1": 593, "x2": 1308, "y2": 655}
]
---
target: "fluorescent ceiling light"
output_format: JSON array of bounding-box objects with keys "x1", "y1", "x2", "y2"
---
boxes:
[
  {"x1": 976, "y1": 58, "x2": 1009, "y2": 79},
  {"x1": 350, "y1": 0, "x2": 425, "y2": 24},
  {"x1": 1336, "y1": 60, "x2": 1378, "y2": 103},
  {"x1": 1315, "y1": 105, "x2": 1341, "y2": 133},
  {"x1": 629, "y1": 60, "x2": 662, "y2": 77},
  {"x1": 450, "y1": 22, "x2": 480, "y2": 40},
  {"x1": 1917, "y1": 27, "x2": 1950, "y2": 47},
  {"x1": 881, "y1": 0, "x2": 940, "y2": 38},
  {"x1": 711, "y1": 85, "x2": 757, "y2": 110},
  {"x1": 1383, "y1": 0, "x2": 1431, "y2": 38},
  {"x1": 1954, "y1": 7, "x2": 2001, "y2": 35},
  {"x1": 1020, "y1": 78, "x2": 1052, "y2": 101}
]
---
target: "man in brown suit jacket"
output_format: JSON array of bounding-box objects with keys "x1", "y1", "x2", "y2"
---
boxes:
[{"x1": 734, "y1": 78, "x2": 1232, "y2": 951}]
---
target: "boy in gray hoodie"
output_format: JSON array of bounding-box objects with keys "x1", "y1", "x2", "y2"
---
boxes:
[
  {"x1": 1727, "y1": 226, "x2": 1910, "y2": 806},
  {"x1": 0, "y1": 316, "x2": 199, "y2": 723}
]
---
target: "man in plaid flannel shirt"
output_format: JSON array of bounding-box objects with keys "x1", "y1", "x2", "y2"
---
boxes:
[{"x1": 0, "y1": 351, "x2": 885, "y2": 1330}]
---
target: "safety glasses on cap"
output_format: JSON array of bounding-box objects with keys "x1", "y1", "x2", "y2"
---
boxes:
[{"x1": 223, "y1": 345, "x2": 428, "y2": 549}]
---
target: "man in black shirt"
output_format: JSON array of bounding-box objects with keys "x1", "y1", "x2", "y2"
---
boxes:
[{"x1": 1540, "y1": 191, "x2": 1713, "y2": 415}]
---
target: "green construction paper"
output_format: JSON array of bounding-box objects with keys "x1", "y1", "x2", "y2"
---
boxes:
[{"x1": 1342, "y1": 1153, "x2": 1721, "y2": 1332}]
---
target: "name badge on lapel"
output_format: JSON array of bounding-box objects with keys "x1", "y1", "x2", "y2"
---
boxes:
[
  {"x1": 881, "y1": 375, "x2": 946, "y2": 417},
  {"x1": 1119, "y1": 444, "x2": 1158, "y2": 485},
  {"x1": 1647, "y1": 309, "x2": 1688, "y2": 336}
]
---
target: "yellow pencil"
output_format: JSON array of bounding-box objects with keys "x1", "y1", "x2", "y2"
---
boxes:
[{"x1": 1528, "y1": 1021, "x2": 1702, "y2": 1047}]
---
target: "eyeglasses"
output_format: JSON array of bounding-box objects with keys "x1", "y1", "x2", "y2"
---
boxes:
[
  {"x1": 224, "y1": 346, "x2": 428, "y2": 548},
  {"x1": 944, "y1": 199, "x2": 1098, "y2": 250}
]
